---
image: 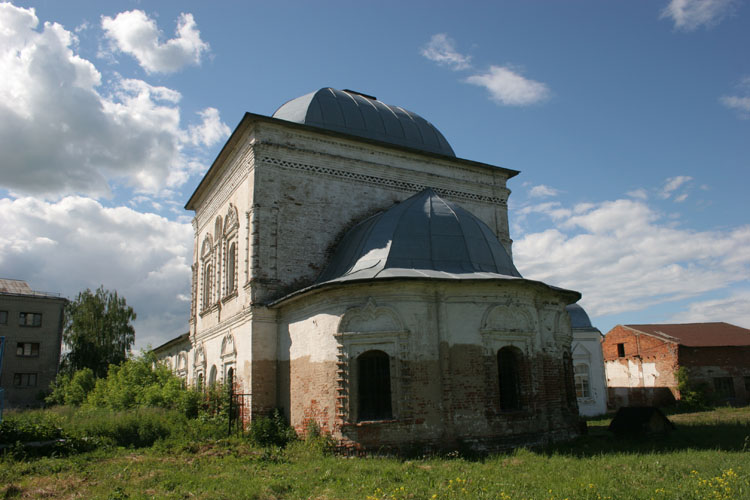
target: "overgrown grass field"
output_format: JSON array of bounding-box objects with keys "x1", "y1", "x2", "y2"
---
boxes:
[{"x1": 2, "y1": 406, "x2": 750, "y2": 499}]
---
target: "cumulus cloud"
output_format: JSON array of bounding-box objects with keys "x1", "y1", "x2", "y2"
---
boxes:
[
  {"x1": 420, "y1": 33, "x2": 472, "y2": 71},
  {"x1": 465, "y1": 65, "x2": 550, "y2": 106},
  {"x1": 101, "y1": 10, "x2": 209, "y2": 74},
  {"x1": 0, "y1": 196, "x2": 193, "y2": 349},
  {"x1": 660, "y1": 0, "x2": 737, "y2": 31},
  {"x1": 529, "y1": 184, "x2": 559, "y2": 198},
  {"x1": 671, "y1": 291, "x2": 750, "y2": 328},
  {"x1": 514, "y1": 197, "x2": 750, "y2": 318},
  {"x1": 0, "y1": 3, "x2": 228, "y2": 198}
]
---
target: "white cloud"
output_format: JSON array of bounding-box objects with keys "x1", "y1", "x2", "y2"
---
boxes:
[
  {"x1": 529, "y1": 184, "x2": 559, "y2": 198},
  {"x1": 0, "y1": 196, "x2": 193, "y2": 350},
  {"x1": 721, "y1": 76, "x2": 750, "y2": 118},
  {"x1": 189, "y1": 107, "x2": 231, "y2": 147},
  {"x1": 465, "y1": 65, "x2": 550, "y2": 106},
  {"x1": 661, "y1": 0, "x2": 737, "y2": 31},
  {"x1": 420, "y1": 33, "x2": 472, "y2": 71},
  {"x1": 101, "y1": 10, "x2": 209, "y2": 74},
  {"x1": 671, "y1": 291, "x2": 750, "y2": 328},
  {"x1": 626, "y1": 188, "x2": 648, "y2": 200},
  {"x1": 514, "y1": 197, "x2": 750, "y2": 318},
  {"x1": 0, "y1": 3, "x2": 229, "y2": 198},
  {"x1": 660, "y1": 175, "x2": 692, "y2": 199}
]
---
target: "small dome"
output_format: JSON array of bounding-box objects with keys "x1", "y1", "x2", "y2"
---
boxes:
[
  {"x1": 566, "y1": 304, "x2": 593, "y2": 329},
  {"x1": 273, "y1": 88, "x2": 455, "y2": 157},
  {"x1": 316, "y1": 188, "x2": 520, "y2": 284}
]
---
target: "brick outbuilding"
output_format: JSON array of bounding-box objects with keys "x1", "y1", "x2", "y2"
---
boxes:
[{"x1": 603, "y1": 322, "x2": 750, "y2": 409}]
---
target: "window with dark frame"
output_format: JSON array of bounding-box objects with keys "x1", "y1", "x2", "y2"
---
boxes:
[
  {"x1": 0, "y1": 310, "x2": 7, "y2": 325},
  {"x1": 357, "y1": 350, "x2": 392, "y2": 421},
  {"x1": 617, "y1": 343, "x2": 625, "y2": 357},
  {"x1": 498, "y1": 347, "x2": 522, "y2": 411},
  {"x1": 13, "y1": 373, "x2": 37, "y2": 387},
  {"x1": 227, "y1": 241, "x2": 236, "y2": 294},
  {"x1": 16, "y1": 342, "x2": 40, "y2": 357},
  {"x1": 18, "y1": 312, "x2": 42, "y2": 327},
  {"x1": 713, "y1": 377, "x2": 735, "y2": 400}
]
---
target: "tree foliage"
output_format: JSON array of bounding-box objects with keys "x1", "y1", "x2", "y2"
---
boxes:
[{"x1": 62, "y1": 286, "x2": 136, "y2": 377}]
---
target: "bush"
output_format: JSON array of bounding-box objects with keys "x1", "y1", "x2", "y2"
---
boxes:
[
  {"x1": 676, "y1": 367, "x2": 711, "y2": 410},
  {"x1": 248, "y1": 409, "x2": 297, "y2": 447},
  {"x1": 47, "y1": 368, "x2": 96, "y2": 406}
]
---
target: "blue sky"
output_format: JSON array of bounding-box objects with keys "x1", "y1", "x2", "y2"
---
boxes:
[{"x1": 1, "y1": 0, "x2": 748, "y2": 349}]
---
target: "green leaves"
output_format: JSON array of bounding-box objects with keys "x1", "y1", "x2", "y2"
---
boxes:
[{"x1": 62, "y1": 286, "x2": 136, "y2": 378}]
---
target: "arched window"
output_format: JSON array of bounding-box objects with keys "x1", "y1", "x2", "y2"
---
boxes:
[
  {"x1": 357, "y1": 350, "x2": 392, "y2": 421},
  {"x1": 226, "y1": 241, "x2": 236, "y2": 294},
  {"x1": 574, "y1": 363, "x2": 591, "y2": 398},
  {"x1": 208, "y1": 365, "x2": 217, "y2": 387},
  {"x1": 202, "y1": 263, "x2": 213, "y2": 310},
  {"x1": 197, "y1": 373, "x2": 204, "y2": 390},
  {"x1": 227, "y1": 367, "x2": 235, "y2": 391},
  {"x1": 498, "y1": 347, "x2": 522, "y2": 411}
]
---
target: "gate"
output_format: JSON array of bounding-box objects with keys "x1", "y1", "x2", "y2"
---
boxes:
[{"x1": 228, "y1": 390, "x2": 251, "y2": 435}]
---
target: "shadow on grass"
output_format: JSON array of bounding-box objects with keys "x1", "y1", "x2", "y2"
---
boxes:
[{"x1": 542, "y1": 420, "x2": 750, "y2": 457}]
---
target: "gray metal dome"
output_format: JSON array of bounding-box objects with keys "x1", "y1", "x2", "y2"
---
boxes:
[
  {"x1": 566, "y1": 303, "x2": 593, "y2": 329},
  {"x1": 315, "y1": 188, "x2": 521, "y2": 285},
  {"x1": 273, "y1": 88, "x2": 455, "y2": 157}
]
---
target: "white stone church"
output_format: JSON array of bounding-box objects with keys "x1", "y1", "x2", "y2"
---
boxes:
[{"x1": 156, "y1": 88, "x2": 602, "y2": 451}]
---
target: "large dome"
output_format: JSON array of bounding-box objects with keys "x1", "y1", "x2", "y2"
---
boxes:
[
  {"x1": 273, "y1": 88, "x2": 455, "y2": 157},
  {"x1": 315, "y1": 188, "x2": 521, "y2": 285}
]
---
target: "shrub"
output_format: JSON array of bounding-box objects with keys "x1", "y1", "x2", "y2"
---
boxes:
[
  {"x1": 676, "y1": 367, "x2": 711, "y2": 410},
  {"x1": 46, "y1": 367, "x2": 96, "y2": 406},
  {"x1": 248, "y1": 409, "x2": 297, "y2": 447}
]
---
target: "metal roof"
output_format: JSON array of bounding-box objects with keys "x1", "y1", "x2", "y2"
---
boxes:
[
  {"x1": 566, "y1": 303, "x2": 593, "y2": 329},
  {"x1": 273, "y1": 88, "x2": 456, "y2": 157},
  {"x1": 315, "y1": 188, "x2": 521, "y2": 285},
  {"x1": 624, "y1": 322, "x2": 750, "y2": 347},
  {"x1": 0, "y1": 278, "x2": 32, "y2": 294}
]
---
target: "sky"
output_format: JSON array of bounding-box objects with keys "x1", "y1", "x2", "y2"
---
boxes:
[{"x1": 0, "y1": 0, "x2": 748, "y2": 350}]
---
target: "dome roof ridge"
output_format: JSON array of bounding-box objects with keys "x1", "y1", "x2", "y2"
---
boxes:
[{"x1": 272, "y1": 88, "x2": 455, "y2": 157}]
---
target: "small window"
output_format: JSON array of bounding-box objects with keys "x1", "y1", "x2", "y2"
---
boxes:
[
  {"x1": 358, "y1": 350, "x2": 392, "y2": 421},
  {"x1": 714, "y1": 377, "x2": 735, "y2": 401},
  {"x1": 0, "y1": 310, "x2": 7, "y2": 325},
  {"x1": 16, "y1": 342, "x2": 40, "y2": 357},
  {"x1": 19, "y1": 312, "x2": 42, "y2": 327},
  {"x1": 617, "y1": 343, "x2": 625, "y2": 357},
  {"x1": 498, "y1": 347, "x2": 522, "y2": 411},
  {"x1": 575, "y1": 363, "x2": 591, "y2": 398},
  {"x1": 13, "y1": 373, "x2": 38, "y2": 387}
]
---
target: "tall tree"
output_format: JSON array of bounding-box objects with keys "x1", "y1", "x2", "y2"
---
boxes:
[{"x1": 62, "y1": 286, "x2": 136, "y2": 378}]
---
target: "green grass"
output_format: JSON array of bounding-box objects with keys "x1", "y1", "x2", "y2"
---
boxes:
[{"x1": 2, "y1": 407, "x2": 750, "y2": 499}]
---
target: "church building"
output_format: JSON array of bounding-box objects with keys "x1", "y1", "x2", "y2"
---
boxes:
[{"x1": 173, "y1": 88, "x2": 584, "y2": 451}]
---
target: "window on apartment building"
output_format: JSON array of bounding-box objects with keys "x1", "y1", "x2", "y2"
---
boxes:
[
  {"x1": 713, "y1": 377, "x2": 735, "y2": 401},
  {"x1": 13, "y1": 373, "x2": 37, "y2": 387},
  {"x1": 16, "y1": 342, "x2": 40, "y2": 357},
  {"x1": 617, "y1": 343, "x2": 625, "y2": 357},
  {"x1": 575, "y1": 363, "x2": 591, "y2": 398},
  {"x1": 19, "y1": 312, "x2": 42, "y2": 327},
  {"x1": 498, "y1": 346, "x2": 523, "y2": 411},
  {"x1": 357, "y1": 350, "x2": 392, "y2": 421},
  {"x1": 0, "y1": 310, "x2": 7, "y2": 325}
]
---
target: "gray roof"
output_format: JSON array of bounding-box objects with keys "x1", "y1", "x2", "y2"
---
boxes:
[
  {"x1": 315, "y1": 188, "x2": 521, "y2": 285},
  {"x1": 273, "y1": 88, "x2": 456, "y2": 157},
  {"x1": 566, "y1": 303, "x2": 593, "y2": 329}
]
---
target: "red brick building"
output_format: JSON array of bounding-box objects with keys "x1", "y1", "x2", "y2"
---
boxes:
[{"x1": 603, "y1": 322, "x2": 750, "y2": 409}]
